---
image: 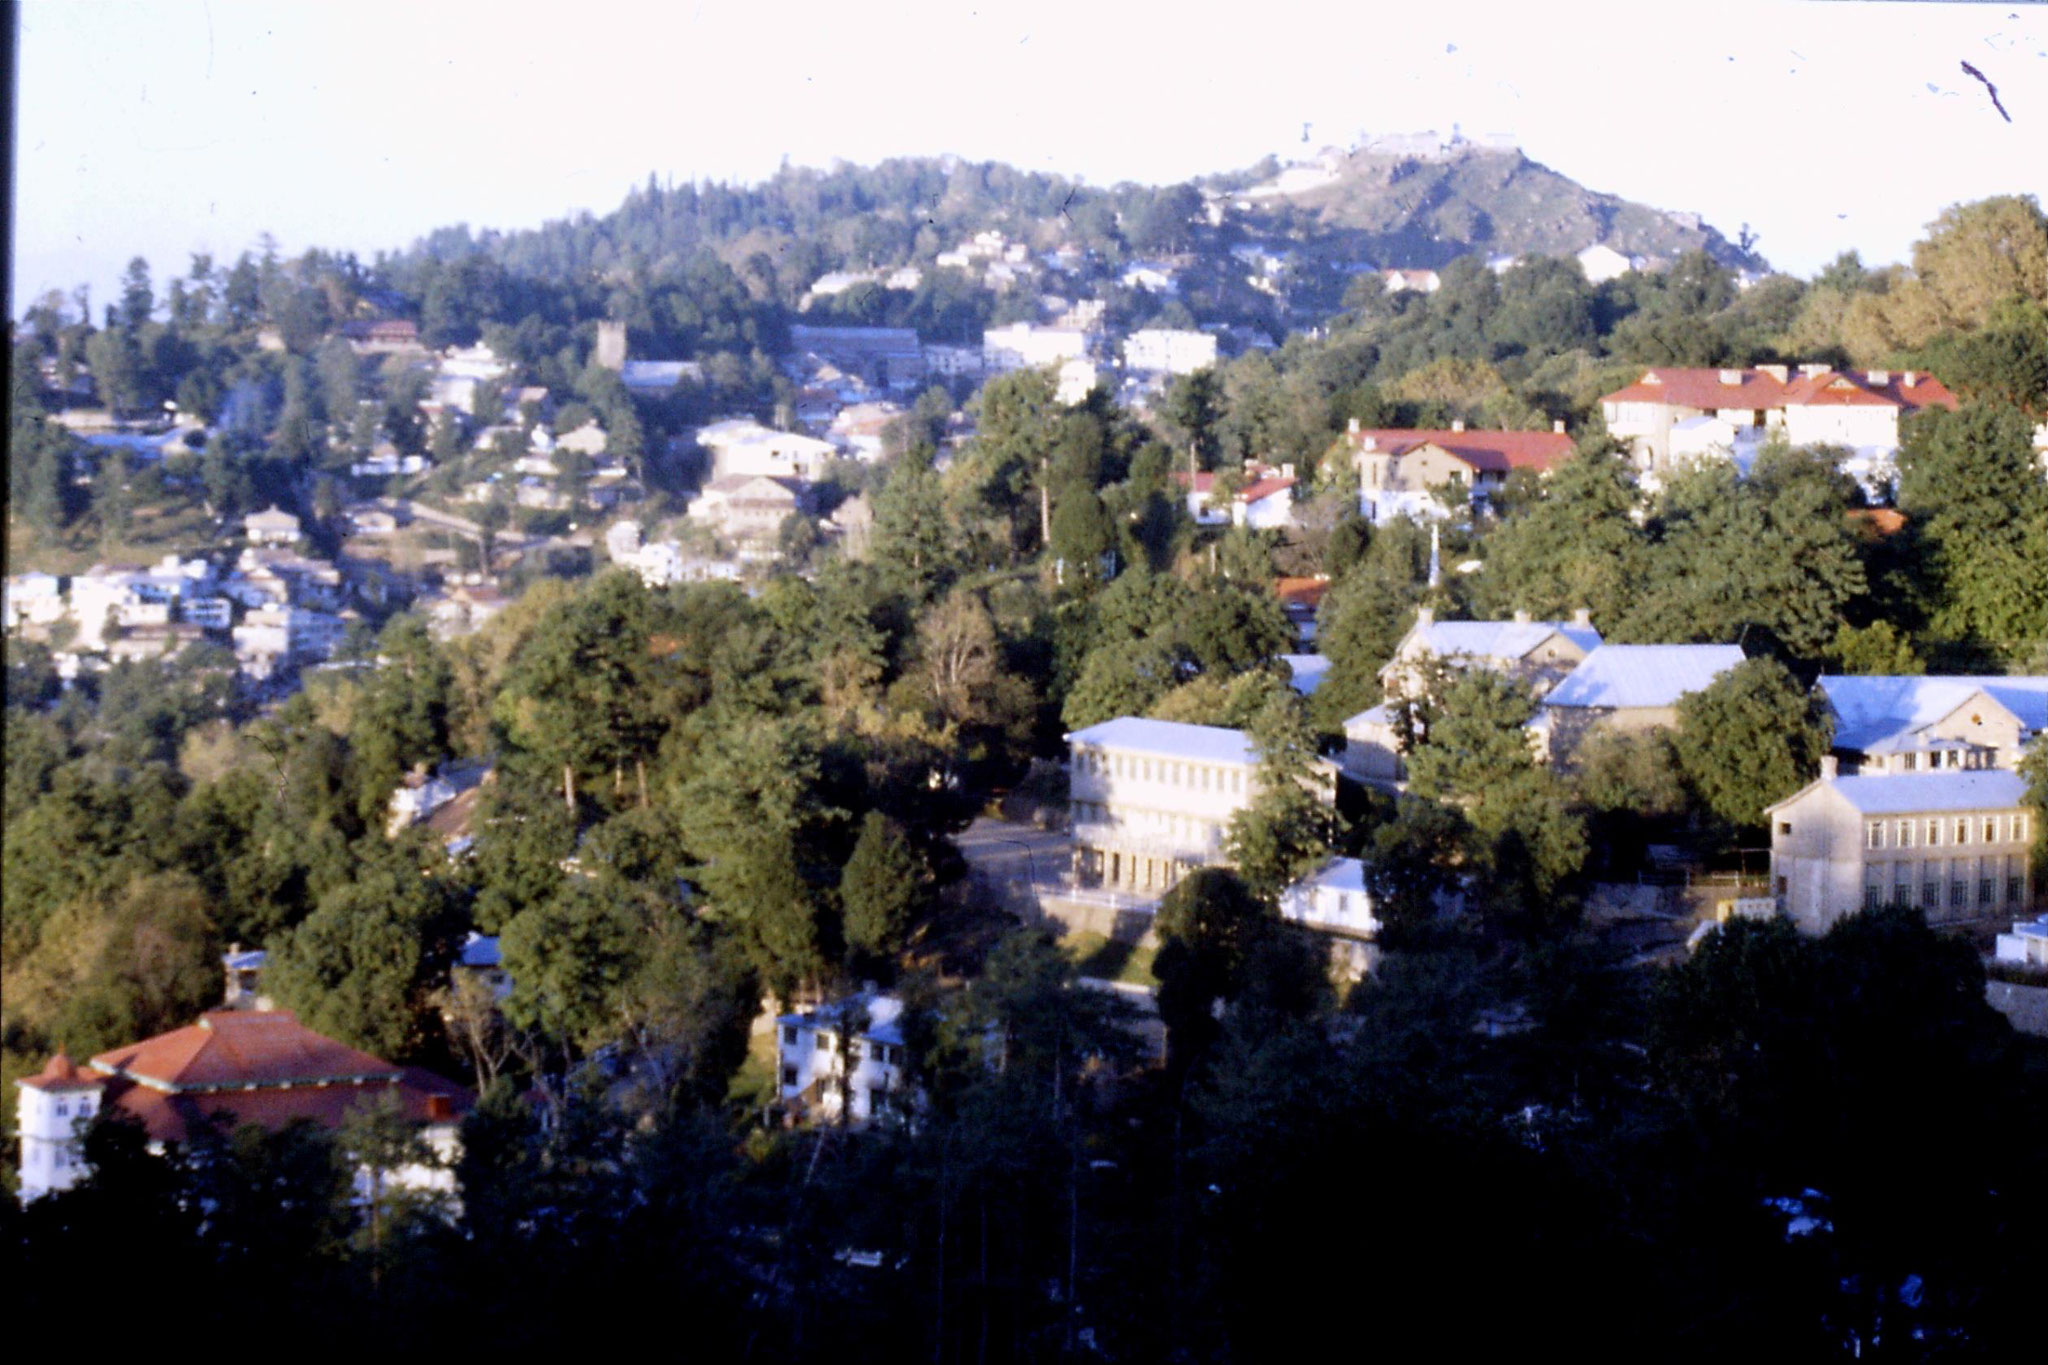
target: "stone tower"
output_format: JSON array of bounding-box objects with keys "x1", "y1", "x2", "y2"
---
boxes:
[{"x1": 595, "y1": 320, "x2": 627, "y2": 371}]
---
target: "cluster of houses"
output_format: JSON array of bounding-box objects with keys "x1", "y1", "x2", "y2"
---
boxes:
[
  {"x1": 1062, "y1": 606, "x2": 2045, "y2": 953},
  {"x1": 3, "y1": 505, "x2": 369, "y2": 682}
]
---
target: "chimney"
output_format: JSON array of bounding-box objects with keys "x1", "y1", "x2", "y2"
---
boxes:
[
  {"x1": 1279, "y1": 463, "x2": 1295, "y2": 479},
  {"x1": 1570, "y1": 608, "x2": 1592, "y2": 628},
  {"x1": 1450, "y1": 418, "x2": 1466, "y2": 433},
  {"x1": 1866, "y1": 369, "x2": 1889, "y2": 386},
  {"x1": 1718, "y1": 368, "x2": 1742, "y2": 385},
  {"x1": 1758, "y1": 363, "x2": 1789, "y2": 383},
  {"x1": 1414, "y1": 606, "x2": 1435, "y2": 627},
  {"x1": 1820, "y1": 755, "x2": 1838, "y2": 781},
  {"x1": 1348, "y1": 416, "x2": 1360, "y2": 435},
  {"x1": 1901, "y1": 370, "x2": 1918, "y2": 386},
  {"x1": 1799, "y1": 362, "x2": 1829, "y2": 379},
  {"x1": 1552, "y1": 419, "x2": 1566, "y2": 434}
]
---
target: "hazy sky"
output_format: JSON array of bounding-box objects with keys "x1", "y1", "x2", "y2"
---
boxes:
[{"x1": 13, "y1": 0, "x2": 2048, "y2": 316}]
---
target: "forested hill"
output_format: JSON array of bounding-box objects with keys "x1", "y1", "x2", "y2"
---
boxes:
[
  {"x1": 390, "y1": 140, "x2": 1759, "y2": 296},
  {"x1": 1228, "y1": 141, "x2": 1762, "y2": 272}
]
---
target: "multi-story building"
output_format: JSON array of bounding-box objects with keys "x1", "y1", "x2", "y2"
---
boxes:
[
  {"x1": 1122, "y1": 328, "x2": 1217, "y2": 376},
  {"x1": 776, "y1": 993, "x2": 910, "y2": 1124},
  {"x1": 695, "y1": 418, "x2": 836, "y2": 483},
  {"x1": 982, "y1": 323, "x2": 1094, "y2": 374},
  {"x1": 1344, "y1": 421, "x2": 1576, "y2": 524},
  {"x1": 1598, "y1": 364, "x2": 1957, "y2": 481},
  {"x1": 1067, "y1": 717, "x2": 1332, "y2": 893},
  {"x1": 14, "y1": 1010, "x2": 469, "y2": 1202},
  {"x1": 1765, "y1": 761, "x2": 2037, "y2": 934}
]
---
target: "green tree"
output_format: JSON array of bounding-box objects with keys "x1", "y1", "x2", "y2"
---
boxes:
[
  {"x1": 1672, "y1": 655, "x2": 1832, "y2": 831},
  {"x1": 264, "y1": 844, "x2": 463, "y2": 1060},
  {"x1": 1224, "y1": 693, "x2": 1340, "y2": 900},
  {"x1": 838, "y1": 812, "x2": 933, "y2": 977}
]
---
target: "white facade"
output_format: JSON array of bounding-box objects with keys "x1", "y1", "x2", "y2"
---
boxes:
[
  {"x1": 14, "y1": 1059, "x2": 102, "y2": 1201},
  {"x1": 244, "y1": 506, "x2": 304, "y2": 545},
  {"x1": 1122, "y1": 329, "x2": 1217, "y2": 377},
  {"x1": 1067, "y1": 717, "x2": 1272, "y2": 893},
  {"x1": 4, "y1": 573, "x2": 68, "y2": 631},
  {"x1": 1576, "y1": 244, "x2": 1640, "y2": 283},
  {"x1": 1996, "y1": 915, "x2": 2048, "y2": 967},
  {"x1": 1767, "y1": 765, "x2": 2038, "y2": 934},
  {"x1": 777, "y1": 994, "x2": 910, "y2": 1123},
  {"x1": 1279, "y1": 857, "x2": 1380, "y2": 939},
  {"x1": 982, "y1": 324, "x2": 1092, "y2": 373},
  {"x1": 696, "y1": 419, "x2": 836, "y2": 482}
]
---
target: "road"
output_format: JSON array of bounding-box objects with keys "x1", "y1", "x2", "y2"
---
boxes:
[{"x1": 955, "y1": 816, "x2": 1073, "y2": 891}]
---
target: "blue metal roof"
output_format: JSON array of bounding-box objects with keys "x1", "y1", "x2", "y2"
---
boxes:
[
  {"x1": 1065, "y1": 716, "x2": 1258, "y2": 766},
  {"x1": 1820, "y1": 675, "x2": 2048, "y2": 754},
  {"x1": 1544, "y1": 645, "x2": 1745, "y2": 711},
  {"x1": 1820, "y1": 770, "x2": 2027, "y2": 814}
]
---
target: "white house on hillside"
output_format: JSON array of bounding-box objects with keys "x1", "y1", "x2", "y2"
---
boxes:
[{"x1": 777, "y1": 994, "x2": 911, "y2": 1124}]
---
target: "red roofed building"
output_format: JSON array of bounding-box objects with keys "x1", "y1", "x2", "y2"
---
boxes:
[
  {"x1": 1171, "y1": 462, "x2": 1300, "y2": 529},
  {"x1": 1600, "y1": 363, "x2": 1956, "y2": 477},
  {"x1": 15, "y1": 1011, "x2": 470, "y2": 1202},
  {"x1": 1342, "y1": 420, "x2": 1576, "y2": 523}
]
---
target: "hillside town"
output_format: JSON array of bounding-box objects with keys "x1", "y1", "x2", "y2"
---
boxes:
[{"x1": 8, "y1": 81, "x2": 2048, "y2": 1361}]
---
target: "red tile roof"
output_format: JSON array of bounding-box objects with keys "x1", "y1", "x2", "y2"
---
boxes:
[
  {"x1": 79, "y1": 1011, "x2": 471, "y2": 1144},
  {"x1": 97, "y1": 1068, "x2": 470, "y2": 1145},
  {"x1": 1273, "y1": 577, "x2": 1331, "y2": 610},
  {"x1": 90, "y1": 1010, "x2": 404, "y2": 1092},
  {"x1": 1600, "y1": 366, "x2": 1957, "y2": 414},
  {"x1": 1237, "y1": 473, "x2": 1297, "y2": 503},
  {"x1": 19, "y1": 1053, "x2": 103, "y2": 1092},
  {"x1": 1345, "y1": 428, "x2": 1575, "y2": 474}
]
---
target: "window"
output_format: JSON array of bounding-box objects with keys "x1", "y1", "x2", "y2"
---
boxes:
[
  {"x1": 1894, "y1": 865, "x2": 1912, "y2": 904},
  {"x1": 783, "y1": 1026, "x2": 799, "y2": 1046},
  {"x1": 1902, "y1": 752, "x2": 1917, "y2": 771},
  {"x1": 816, "y1": 1032, "x2": 832, "y2": 1052},
  {"x1": 849, "y1": 1040, "x2": 864, "y2": 1060},
  {"x1": 1979, "y1": 875, "x2": 1995, "y2": 905},
  {"x1": 1984, "y1": 818, "x2": 1999, "y2": 844},
  {"x1": 1949, "y1": 876, "x2": 1967, "y2": 909},
  {"x1": 1777, "y1": 822, "x2": 1792, "y2": 836},
  {"x1": 1921, "y1": 874, "x2": 1940, "y2": 910},
  {"x1": 1862, "y1": 877, "x2": 1884, "y2": 911},
  {"x1": 1866, "y1": 821, "x2": 1885, "y2": 850},
  {"x1": 1926, "y1": 820, "x2": 1941, "y2": 847},
  {"x1": 1954, "y1": 819, "x2": 1969, "y2": 845},
  {"x1": 55, "y1": 1100, "x2": 68, "y2": 1118},
  {"x1": 2017, "y1": 814, "x2": 2030, "y2": 842},
  {"x1": 1897, "y1": 820, "x2": 1914, "y2": 848},
  {"x1": 781, "y1": 1066, "x2": 798, "y2": 1087}
]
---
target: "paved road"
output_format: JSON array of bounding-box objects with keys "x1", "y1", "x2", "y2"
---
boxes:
[{"x1": 956, "y1": 816, "x2": 1073, "y2": 890}]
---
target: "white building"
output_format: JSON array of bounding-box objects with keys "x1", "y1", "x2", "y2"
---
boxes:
[
  {"x1": 1279, "y1": 857, "x2": 1380, "y2": 939},
  {"x1": 982, "y1": 323, "x2": 1093, "y2": 374},
  {"x1": 14, "y1": 1011, "x2": 469, "y2": 1203},
  {"x1": 1122, "y1": 328, "x2": 1217, "y2": 377},
  {"x1": 1766, "y1": 764, "x2": 2037, "y2": 934},
  {"x1": 695, "y1": 418, "x2": 837, "y2": 482},
  {"x1": 1599, "y1": 365, "x2": 1957, "y2": 480},
  {"x1": 776, "y1": 993, "x2": 911, "y2": 1124},
  {"x1": 1532, "y1": 644, "x2": 1746, "y2": 763},
  {"x1": 1996, "y1": 915, "x2": 2048, "y2": 967},
  {"x1": 438, "y1": 342, "x2": 510, "y2": 382},
  {"x1": 243, "y1": 505, "x2": 303, "y2": 546},
  {"x1": 619, "y1": 360, "x2": 702, "y2": 396},
  {"x1": 1575, "y1": 243, "x2": 1642, "y2": 284},
  {"x1": 1819, "y1": 674, "x2": 2048, "y2": 776},
  {"x1": 4, "y1": 572, "x2": 68, "y2": 631},
  {"x1": 1067, "y1": 717, "x2": 1333, "y2": 894},
  {"x1": 1381, "y1": 608, "x2": 1601, "y2": 699}
]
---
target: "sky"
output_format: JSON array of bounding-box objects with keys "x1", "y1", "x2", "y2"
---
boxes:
[{"x1": 12, "y1": 0, "x2": 2048, "y2": 318}]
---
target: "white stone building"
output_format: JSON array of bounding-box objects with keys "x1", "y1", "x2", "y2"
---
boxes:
[
  {"x1": 1766, "y1": 764, "x2": 2037, "y2": 934},
  {"x1": 1279, "y1": 857, "x2": 1380, "y2": 939},
  {"x1": 982, "y1": 323, "x2": 1093, "y2": 374},
  {"x1": 1066, "y1": 717, "x2": 1333, "y2": 894},
  {"x1": 696, "y1": 418, "x2": 837, "y2": 482}
]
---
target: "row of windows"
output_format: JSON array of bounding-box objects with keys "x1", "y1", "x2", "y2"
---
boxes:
[
  {"x1": 781, "y1": 1026, "x2": 899, "y2": 1066},
  {"x1": 1863, "y1": 857, "x2": 2027, "y2": 911},
  {"x1": 1865, "y1": 813, "x2": 2027, "y2": 850},
  {"x1": 1071, "y1": 802, "x2": 1223, "y2": 846},
  {"x1": 1072, "y1": 748, "x2": 1248, "y2": 795},
  {"x1": 1887, "y1": 748, "x2": 1993, "y2": 773}
]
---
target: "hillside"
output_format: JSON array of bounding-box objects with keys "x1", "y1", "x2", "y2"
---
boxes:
[{"x1": 1230, "y1": 137, "x2": 1762, "y2": 272}]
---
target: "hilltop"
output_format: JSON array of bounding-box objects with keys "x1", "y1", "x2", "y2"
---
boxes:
[{"x1": 1226, "y1": 133, "x2": 1760, "y2": 271}]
